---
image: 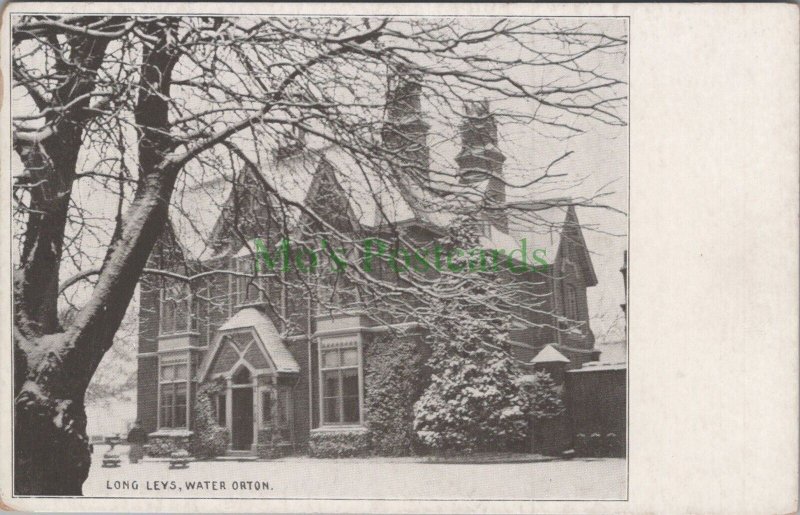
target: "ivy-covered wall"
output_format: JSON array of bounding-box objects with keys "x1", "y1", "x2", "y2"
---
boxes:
[
  {"x1": 363, "y1": 331, "x2": 430, "y2": 456},
  {"x1": 189, "y1": 378, "x2": 229, "y2": 458}
]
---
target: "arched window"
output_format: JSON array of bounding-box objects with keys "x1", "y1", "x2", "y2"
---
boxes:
[
  {"x1": 233, "y1": 255, "x2": 266, "y2": 306},
  {"x1": 233, "y1": 366, "x2": 252, "y2": 385},
  {"x1": 565, "y1": 283, "x2": 579, "y2": 321},
  {"x1": 160, "y1": 281, "x2": 196, "y2": 335}
]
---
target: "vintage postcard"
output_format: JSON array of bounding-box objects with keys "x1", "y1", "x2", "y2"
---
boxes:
[{"x1": 1, "y1": 3, "x2": 796, "y2": 514}]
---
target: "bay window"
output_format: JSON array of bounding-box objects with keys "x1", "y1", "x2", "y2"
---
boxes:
[
  {"x1": 160, "y1": 282, "x2": 195, "y2": 335},
  {"x1": 233, "y1": 256, "x2": 266, "y2": 306}
]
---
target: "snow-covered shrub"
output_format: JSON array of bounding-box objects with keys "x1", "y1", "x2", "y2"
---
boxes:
[
  {"x1": 412, "y1": 218, "x2": 529, "y2": 453},
  {"x1": 145, "y1": 437, "x2": 185, "y2": 457},
  {"x1": 589, "y1": 432, "x2": 603, "y2": 456},
  {"x1": 574, "y1": 433, "x2": 589, "y2": 455},
  {"x1": 522, "y1": 370, "x2": 565, "y2": 420},
  {"x1": 308, "y1": 430, "x2": 370, "y2": 458}
]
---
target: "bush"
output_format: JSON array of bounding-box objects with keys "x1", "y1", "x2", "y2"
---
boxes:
[
  {"x1": 574, "y1": 431, "x2": 621, "y2": 457},
  {"x1": 190, "y1": 378, "x2": 230, "y2": 459},
  {"x1": 308, "y1": 431, "x2": 370, "y2": 458},
  {"x1": 574, "y1": 433, "x2": 588, "y2": 456},
  {"x1": 605, "y1": 432, "x2": 623, "y2": 457},
  {"x1": 412, "y1": 217, "x2": 530, "y2": 454},
  {"x1": 145, "y1": 437, "x2": 185, "y2": 457},
  {"x1": 364, "y1": 334, "x2": 428, "y2": 456},
  {"x1": 521, "y1": 370, "x2": 565, "y2": 420}
]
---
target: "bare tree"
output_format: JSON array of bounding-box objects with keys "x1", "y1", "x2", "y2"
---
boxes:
[{"x1": 12, "y1": 15, "x2": 627, "y2": 494}]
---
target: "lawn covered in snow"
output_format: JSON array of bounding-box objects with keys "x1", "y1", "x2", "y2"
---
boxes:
[{"x1": 84, "y1": 445, "x2": 626, "y2": 500}]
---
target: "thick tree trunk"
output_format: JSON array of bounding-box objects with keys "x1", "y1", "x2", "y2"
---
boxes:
[
  {"x1": 14, "y1": 332, "x2": 92, "y2": 495},
  {"x1": 13, "y1": 19, "x2": 178, "y2": 495},
  {"x1": 13, "y1": 31, "x2": 113, "y2": 496}
]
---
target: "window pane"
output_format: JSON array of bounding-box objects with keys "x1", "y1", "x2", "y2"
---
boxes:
[
  {"x1": 175, "y1": 405, "x2": 186, "y2": 428},
  {"x1": 236, "y1": 268, "x2": 250, "y2": 304},
  {"x1": 342, "y1": 368, "x2": 359, "y2": 397},
  {"x1": 279, "y1": 390, "x2": 290, "y2": 426},
  {"x1": 247, "y1": 280, "x2": 262, "y2": 302},
  {"x1": 160, "y1": 387, "x2": 174, "y2": 428},
  {"x1": 341, "y1": 348, "x2": 358, "y2": 366},
  {"x1": 343, "y1": 396, "x2": 360, "y2": 423},
  {"x1": 323, "y1": 397, "x2": 340, "y2": 424},
  {"x1": 322, "y1": 370, "x2": 340, "y2": 398},
  {"x1": 322, "y1": 349, "x2": 340, "y2": 368},
  {"x1": 262, "y1": 391, "x2": 272, "y2": 425},
  {"x1": 217, "y1": 394, "x2": 226, "y2": 426},
  {"x1": 160, "y1": 365, "x2": 174, "y2": 381},
  {"x1": 173, "y1": 364, "x2": 188, "y2": 380},
  {"x1": 162, "y1": 300, "x2": 175, "y2": 334},
  {"x1": 175, "y1": 384, "x2": 187, "y2": 428},
  {"x1": 160, "y1": 406, "x2": 171, "y2": 428},
  {"x1": 342, "y1": 368, "x2": 360, "y2": 422},
  {"x1": 175, "y1": 300, "x2": 188, "y2": 331}
]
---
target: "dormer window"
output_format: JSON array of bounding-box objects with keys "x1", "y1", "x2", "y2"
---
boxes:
[
  {"x1": 562, "y1": 239, "x2": 576, "y2": 266},
  {"x1": 160, "y1": 281, "x2": 196, "y2": 335},
  {"x1": 232, "y1": 255, "x2": 266, "y2": 307},
  {"x1": 564, "y1": 283, "x2": 578, "y2": 321}
]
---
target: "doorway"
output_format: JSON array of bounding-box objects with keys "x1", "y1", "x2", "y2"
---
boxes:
[{"x1": 231, "y1": 368, "x2": 254, "y2": 451}]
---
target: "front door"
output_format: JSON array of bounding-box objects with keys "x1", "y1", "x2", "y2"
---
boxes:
[{"x1": 231, "y1": 388, "x2": 253, "y2": 450}]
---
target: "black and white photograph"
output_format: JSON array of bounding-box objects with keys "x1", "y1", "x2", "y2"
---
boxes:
[
  {"x1": 4, "y1": 3, "x2": 800, "y2": 513},
  {"x1": 8, "y1": 11, "x2": 631, "y2": 502}
]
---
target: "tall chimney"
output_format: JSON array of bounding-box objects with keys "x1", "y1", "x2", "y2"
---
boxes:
[
  {"x1": 382, "y1": 67, "x2": 430, "y2": 181},
  {"x1": 456, "y1": 100, "x2": 507, "y2": 231}
]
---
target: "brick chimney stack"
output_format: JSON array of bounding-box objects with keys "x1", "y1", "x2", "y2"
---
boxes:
[
  {"x1": 456, "y1": 100, "x2": 507, "y2": 231},
  {"x1": 382, "y1": 68, "x2": 430, "y2": 181}
]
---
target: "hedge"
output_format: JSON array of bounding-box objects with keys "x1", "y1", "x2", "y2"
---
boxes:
[{"x1": 308, "y1": 430, "x2": 370, "y2": 458}]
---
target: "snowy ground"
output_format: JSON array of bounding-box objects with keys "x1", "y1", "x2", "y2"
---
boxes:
[{"x1": 84, "y1": 445, "x2": 626, "y2": 500}]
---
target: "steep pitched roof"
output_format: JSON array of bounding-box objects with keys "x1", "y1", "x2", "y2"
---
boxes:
[
  {"x1": 169, "y1": 175, "x2": 233, "y2": 261},
  {"x1": 531, "y1": 344, "x2": 571, "y2": 364},
  {"x1": 198, "y1": 308, "x2": 300, "y2": 379},
  {"x1": 168, "y1": 143, "x2": 596, "y2": 282},
  {"x1": 168, "y1": 145, "x2": 433, "y2": 261}
]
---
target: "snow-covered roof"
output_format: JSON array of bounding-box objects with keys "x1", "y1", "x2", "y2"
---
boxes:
[
  {"x1": 167, "y1": 142, "x2": 590, "y2": 274},
  {"x1": 218, "y1": 308, "x2": 299, "y2": 374},
  {"x1": 168, "y1": 144, "x2": 437, "y2": 261},
  {"x1": 568, "y1": 361, "x2": 627, "y2": 373},
  {"x1": 196, "y1": 307, "x2": 301, "y2": 376},
  {"x1": 170, "y1": 175, "x2": 233, "y2": 261},
  {"x1": 531, "y1": 344, "x2": 571, "y2": 364}
]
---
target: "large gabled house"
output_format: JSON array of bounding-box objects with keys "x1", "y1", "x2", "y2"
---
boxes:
[{"x1": 136, "y1": 81, "x2": 600, "y2": 457}]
